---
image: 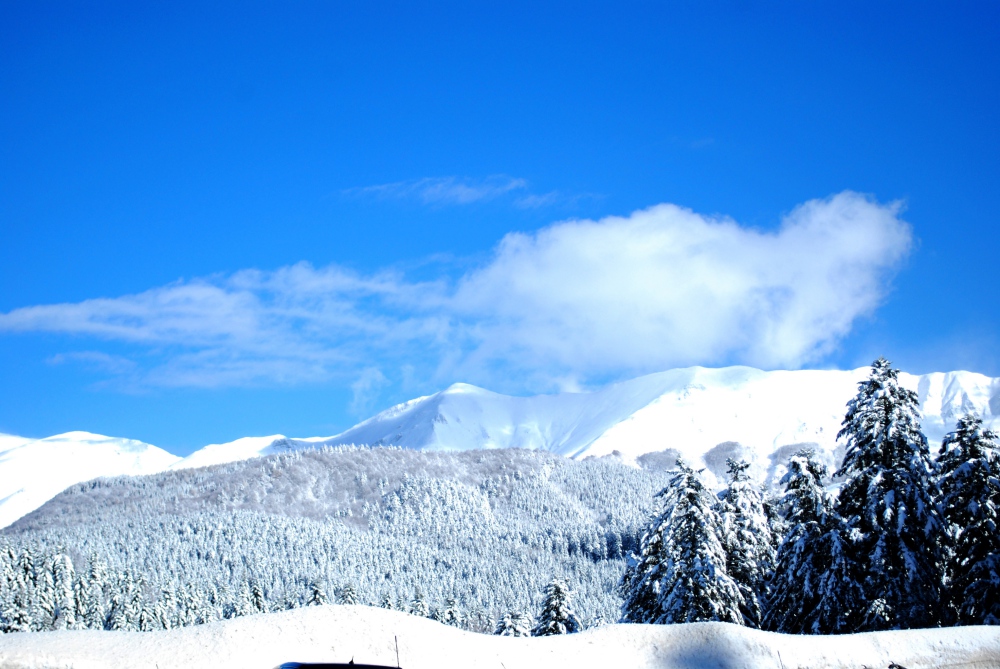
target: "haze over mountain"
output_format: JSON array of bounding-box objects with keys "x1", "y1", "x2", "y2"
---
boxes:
[{"x1": 1, "y1": 365, "x2": 997, "y2": 529}]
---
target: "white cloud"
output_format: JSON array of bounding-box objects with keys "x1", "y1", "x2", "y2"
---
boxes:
[
  {"x1": 0, "y1": 192, "x2": 912, "y2": 393},
  {"x1": 450, "y1": 191, "x2": 911, "y2": 379}
]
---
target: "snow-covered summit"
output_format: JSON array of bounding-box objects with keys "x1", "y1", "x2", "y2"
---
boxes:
[
  {"x1": 0, "y1": 431, "x2": 180, "y2": 529},
  {"x1": 314, "y1": 365, "x2": 999, "y2": 487},
  {"x1": 170, "y1": 434, "x2": 300, "y2": 469}
]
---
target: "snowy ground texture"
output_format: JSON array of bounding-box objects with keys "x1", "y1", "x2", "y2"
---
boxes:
[{"x1": 0, "y1": 606, "x2": 998, "y2": 669}]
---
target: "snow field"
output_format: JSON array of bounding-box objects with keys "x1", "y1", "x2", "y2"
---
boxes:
[{"x1": 0, "y1": 605, "x2": 998, "y2": 669}]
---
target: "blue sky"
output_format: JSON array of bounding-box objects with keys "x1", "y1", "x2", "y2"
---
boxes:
[{"x1": 1, "y1": 2, "x2": 998, "y2": 454}]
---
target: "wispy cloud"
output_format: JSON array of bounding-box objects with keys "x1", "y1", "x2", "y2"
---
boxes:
[
  {"x1": 345, "y1": 174, "x2": 597, "y2": 211},
  {"x1": 349, "y1": 367, "x2": 391, "y2": 417},
  {"x1": 48, "y1": 351, "x2": 138, "y2": 375},
  {"x1": 347, "y1": 175, "x2": 528, "y2": 205},
  {"x1": 0, "y1": 192, "x2": 912, "y2": 399},
  {"x1": 513, "y1": 192, "x2": 564, "y2": 209}
]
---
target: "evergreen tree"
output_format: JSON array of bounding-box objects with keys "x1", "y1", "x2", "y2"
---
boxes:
[
  {"x1": 717, "y1": 459, "x2": 776, "y2": 628},
  {"x1": 36, "y1": 559, "x2": 56, "y2": 630},
  {"x1": 937, "y1": 413, "x2": 1000, "y2": 625},
  {"x1": 620, "y1": 460, "x2": 743, "y2": 625},
  {"x1": 835, "y1": 357, "x2": 943, "y2": 630},
  {"x1": 158, "y1": 584, "x2": 178, "y2": 629},
  {"x1": 138, "y1": 602, "x2": 161, "y2": 631},
  {"x1": 531, "y1": 578, "x2": 580, "y2": 636},
  {"x1": 51, "y1": 552, "x2": 76, "y2": 630},
  {"x1": 233, "y1": 582, "x2": 254, "y2": 618},
  {"x1": 338, "y1": 583, "x2": 358, "y2": 605},
  {"x1": 250, "y1": 582, "x2": 268, "y2": 614},
  {"x1": 306, "y1": 579, "x2": 328, "y2": 606},
  {"x1": 123, "y1": 574, "x2": 144, "y2": 630},
  {"x1": 438, "y1": 597, "x2": 463, "y2": 627},
  {"x1": 1, "y1": 546, "x2": 16, "y2": 592},
  {"x1": 494, "y1": 611, "x2": 531, "y2": 637},
  {"x1": 16, "y1": 549, "x2": 35, "y2": 589},
  {"x1": 82, "y1": 553, "x2": 108, "y2": 630},
  {"x1": 107, "y1": 591, "x2": 128, "y2": 631},
  {"x1": 409, "y1": 591, "x2": 428, "y2": 618},
  {"x1": 4, "y1": 583, "x2": 33, "y2": 633},
  {"x1": 763, "y1": 450, "x2": 863, "y2": 634}
]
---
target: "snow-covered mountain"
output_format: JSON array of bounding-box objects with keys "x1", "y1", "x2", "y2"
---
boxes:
[
  {"x1": 0, "y1": 431, "x2": 181, "y2": 529},
  {"x1": 2, "y1": 365, "x2": 998, "y2": 528},
  {"x1": 303, "y1": 366, "x2": 1000, "y2": 488}
]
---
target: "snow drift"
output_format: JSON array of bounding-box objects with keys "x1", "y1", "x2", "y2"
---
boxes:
[{"x1": 0, "y1": 604, "x2": 997, "y2": 669}]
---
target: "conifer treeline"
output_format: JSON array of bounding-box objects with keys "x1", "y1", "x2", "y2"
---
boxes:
[{"x1": 621, "y1": 358, "x2": 1000, "y2": 632}]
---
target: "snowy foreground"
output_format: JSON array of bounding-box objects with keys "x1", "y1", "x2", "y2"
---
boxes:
[{"x1": 1, "y1": 606, "x2": 998, "y2": 669}]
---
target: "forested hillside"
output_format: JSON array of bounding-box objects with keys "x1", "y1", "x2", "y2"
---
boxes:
[{"x1": 1, "y1": 447, "x2": 673, "y2": 631}]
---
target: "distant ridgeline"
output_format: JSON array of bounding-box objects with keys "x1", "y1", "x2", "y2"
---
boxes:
[{"x1": 1, "y1": 359, "x2": 998, "y2": 636}]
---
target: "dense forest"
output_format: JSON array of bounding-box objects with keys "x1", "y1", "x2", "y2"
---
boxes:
[{"x1": 0, "y1": 445, "x2": 672, "y2": 632}]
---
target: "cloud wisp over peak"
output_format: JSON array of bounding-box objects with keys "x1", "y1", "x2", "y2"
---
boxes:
[{"x1": 0, "y1": 192, "x2": 912, "y2": 398}]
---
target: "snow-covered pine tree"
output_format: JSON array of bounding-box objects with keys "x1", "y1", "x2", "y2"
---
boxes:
[
  {"x1": 158, "y1": 584, "x2": 178, "y2": 629},
  {"x1": 232, "y1": 581, "x2": 254, "y2": 618},
  {"x1": 835, "y1": 357, "x2": 943, "y2": 630},
  {"x1": 3, "y1": 583, "x2": 32, "y2": 633},
  {"x1": 1, "y1": 546, "x2": 15, "y2": 592},
  {"x1": 250, "y1": 582, "x2": 268, "y2": 614},
  {"x1": 409, "y1": 591, "x2": 428, "y2": 617},
  {"x1": 124, "y1": 574, "x2": 145, "y2": 630},
  {"x1": 35, "y1": 558, "x2": 56, "y2": 630},
  {"x1": 338, "y1": 583, "x2": 358, "y2": 605},
  {"x1": 494, "y1": 610, "x2": 532, "y2": 636},
  {"x1": 620, "y1": 460, "x2": 742, "y2": 625},
  {"x1": 51, "y1": 552, "x2": 75, "y2": 630},
  {"x1": 438, "y1": 597, "x2": 463, "y2": 627},
  {"x1": 16, "y1": 549, "x2": 35, "y2": 590},
  {"x1": 531, "y1": 578, "x2": 580, "y2": 636},
  {"x1": 106, "y1": 590, "x2": 128, "y2": 631},
  {"x1": 82, "y1": 553, "x2": 108, "y2": 630},
  {"x1": 717, "y1": 458, "x2": 776, "y2": 628},
  {"x1": 306, "y1": 579, "x2": 328, "y2": 606},
  {"x1": 763, "y1": 450, "x2": 863, "y2": 634},
  {"x1": 138, "y1": 601, "x2": 161, "y2": 631},
  {"x1": 937, "y1": 413, "x2": 1000, "y2": 625}
]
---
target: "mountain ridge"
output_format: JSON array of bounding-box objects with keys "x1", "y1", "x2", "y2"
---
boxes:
[{"x1": 2, "y1": 364, "x2": 998, "y2": 528}]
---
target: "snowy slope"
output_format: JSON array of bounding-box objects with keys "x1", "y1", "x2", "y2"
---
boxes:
[
  {"x1": 0, "y1": 431, "x2": 180, "y2": 529},
  {"x1": 0, "y1": 434, "x2": 31, "y2": 456},
  {"x1": 0, "y1": 604, "x2": 997, "y2": 669}
]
